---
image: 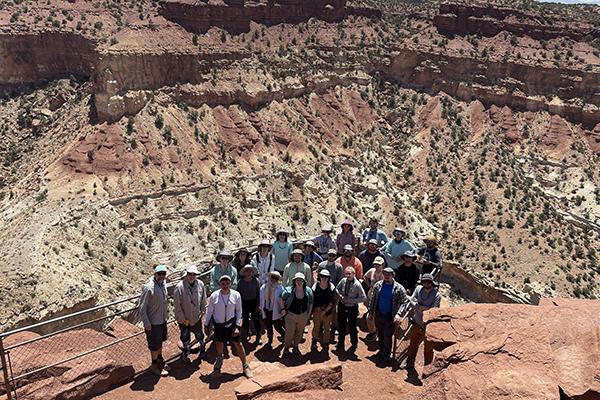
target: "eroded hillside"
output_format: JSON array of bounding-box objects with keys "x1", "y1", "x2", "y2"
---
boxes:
[{"x1": 0, "y1": 0, "x2": 599, "y2": 330}]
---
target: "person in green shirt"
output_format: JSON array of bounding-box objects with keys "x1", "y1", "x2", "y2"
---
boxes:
[{"x1": 282, "y1": 249, "x2": 313, "y2": 286}]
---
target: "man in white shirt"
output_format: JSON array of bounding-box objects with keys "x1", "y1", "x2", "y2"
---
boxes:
[{"x1": 204, "y1": 275, "x2": 252, "y2": 378}]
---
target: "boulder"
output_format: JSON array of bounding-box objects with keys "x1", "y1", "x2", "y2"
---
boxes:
[
  {"x1": 421, "y1": 299, "x2": 600, "y2": 400},
  {"x1": 235, "y1": 362, "x2": 342, "y2": 400}
]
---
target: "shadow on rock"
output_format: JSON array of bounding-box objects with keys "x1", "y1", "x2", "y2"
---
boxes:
[
  {"x1": 129, "y1": 371, "x2": 160, "y2": 392},
  {"x1": 200, "y1": 370, "x2": 243, "y2": 389}
]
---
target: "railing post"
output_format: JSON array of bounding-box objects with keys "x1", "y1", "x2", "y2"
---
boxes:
[{"x1": 0, "y1": 335, "x2": 14, "y2": 400}]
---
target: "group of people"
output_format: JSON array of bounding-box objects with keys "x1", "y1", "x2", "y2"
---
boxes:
[{"x1": 138, "y1": 217, "x2": 443, "y2": 379}]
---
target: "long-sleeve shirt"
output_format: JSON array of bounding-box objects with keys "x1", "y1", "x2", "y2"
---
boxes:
[
  {"x1": 272, "y1": 241, "x2": 293, "y2": 272},
  {"x1": 417, "y1": 247, "x2": 443, "y2": 277},
  {"x1": 336, "y1": 278, "x2": 366, "y2": 307},
  {"x1": 383, "y1": 239, "x2": 416, "y2": 270},
  {"x1": 361, "y1": 228, "x2": 388, "y2": 247},
  {"x1": 139, "y1": 277, "x2": 168, "y2": 330},
  {"x1": 209, "y1": 264, "x2": 238, "y2": 293},
  {"x1": 205, "y1": 289, "x2": 243, "y2": 327},
  {"x1": 316, "y1": 261, "x2": 344, "y2": 286},
  {"x1": 282, "y1": 261, "x2": 313, "y2": 286},
  {"x1": 395, "y1": 263, "x2": 420, "y2": 294},
  {"x1": 368, "y1": 280, "x2": 408, "y2": 318},
  {"x1": 358, "y1": 249, "x2": 387, "y2": 272},
  {"x1": 337, "y1": 256, "x2": 363, "y2": 280},
  {"x1": 259, "y1": 283, "x2": 284, "y2": 320},
  {"x1": 312, "y1": 235, "x2": 336, "y2": 255},
  {"x1": 251, "y1": 252, "x2": 275, "y2": 285},
  {"x1": 335, "y1": 232, "x2": 356, "y2": 254},
  {"x1": 406, "y1": 285, "x2": 441, "y2": 327},
  {"x1": 173, "y1": 279, "x2": 206, "y2": 325},
  {"x1": 237, "y1": 277, "x2": 260, "y2": 301},
  {"x1": 304, "y1": 251, "x2": 323, "y2": 267}
]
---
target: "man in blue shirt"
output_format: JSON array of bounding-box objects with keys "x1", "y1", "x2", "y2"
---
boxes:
[
  {"x1": 361, "y1": 217, "x2": 388, "y2": 249},
  {"x1": 303, "y1": 240, "x2": 323, "y2": 269},
  {"x1": 367, "y1": 267, "x2": 408, "y2": 363}
]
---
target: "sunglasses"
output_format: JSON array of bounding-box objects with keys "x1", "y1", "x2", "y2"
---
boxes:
[
  {"x1": 328, "y1": 253, "x2": 336, "y2": 257},
  {"x1": 156, "y1": 272, "x2": 167, "y2": 276}
]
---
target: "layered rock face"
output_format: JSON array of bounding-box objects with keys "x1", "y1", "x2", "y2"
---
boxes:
[
  {"x1": 378, "y1": 48, "x2": 600, "y2": 128},
  {"x1": 422, "y1": 298, "x2": 600, "y2": 400},
  {"x1": 434, "y1": 3, "x2": 600, "y2": 41},
  {"x1": 0, "y1": 32, "x2": 95, "y2": 88},
  {"x1": 158, "y1": 0, "x2": 381, "y2": 34}
]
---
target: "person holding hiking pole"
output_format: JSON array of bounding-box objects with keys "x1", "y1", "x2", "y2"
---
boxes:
[{"x1": 396, "y1": 273, "x2": 440, "y2": 370}]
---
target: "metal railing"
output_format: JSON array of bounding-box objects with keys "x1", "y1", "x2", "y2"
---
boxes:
[{"x1": 0, "y1": 238, "x2": 313, "y2": 400}]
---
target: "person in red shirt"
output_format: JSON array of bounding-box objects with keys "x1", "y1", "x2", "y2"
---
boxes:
[{"x1": 336, "y1": 244, "x2": 363, "y2": 280}]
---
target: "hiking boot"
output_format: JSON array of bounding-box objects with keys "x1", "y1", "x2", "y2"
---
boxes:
[
  {"x1": 365, "y1": 333, "x2": 377, "y2": 341},
  {"x1": 148, "y1": 363, "x2": 169, "y2": 376},
  {"x1": 214, "y1": 356, "x2": 223, "y2": 372},
  {"x1": 292, "y1": 345, "x2": 301, "y2": 355},
  {"x1": 336, "y1": 343, "x2": 344, "y2": 352},
  {"x1": 282, "y1": 347, "x2": 291, "y2": 356},
  {"x1": 348, "y1": 344, "x2": 357, "y2": 353},
  {"x1": 243, "y1": 363, "x2": 253, "y2": 378},
  {"x1": 322, "y1": 343, "x2": 330, "y2": 352},
  {"x1": 399, "y1": 359, "x2": 414, "y2": 370},
  {"x1": 310, "y1": 340, "x2": 318, "y2": 351},
  {"x1": 180, "y1": 353, "x2": 191, "y2": 364}
]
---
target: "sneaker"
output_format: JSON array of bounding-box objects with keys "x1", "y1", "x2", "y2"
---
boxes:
[
  {"x1": 149, "y1": 363, "x2": 165, "y2": 377},
  {"x1": 214, "y1": 356, "x2": 223, "y2": 372},
  {"x1": 348, "y1": 344, "x2": 357, "y2": 353},
  {"x1": 292, "y1": 345, "x2": 301, "y2": 355},
  {"x1": 365, "y1": 333, "x2": 377, "y2": 341},
  {"x1": 243, "y1": 363, "x2": 253, "y2": 378}
]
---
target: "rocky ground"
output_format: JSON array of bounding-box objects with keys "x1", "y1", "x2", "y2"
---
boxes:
[{"x1": 0, "y1": 0, "x2": 599, "y2": 332}]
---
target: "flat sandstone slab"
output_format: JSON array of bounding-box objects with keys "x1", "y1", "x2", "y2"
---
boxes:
[{"x1": 235, "y1": 362, "x2": 342, "y2": 400}]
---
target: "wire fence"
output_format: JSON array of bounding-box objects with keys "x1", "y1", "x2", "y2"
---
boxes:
[{"x1": 0, "y1": 238, "x2": 313, "y2": 400}]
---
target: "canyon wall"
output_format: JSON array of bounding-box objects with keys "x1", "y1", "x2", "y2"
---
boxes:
[
  {"x1": 158, "y1": 0, "x2": 381, "y2": 34},
  {"x1": 0, "y1": 32, "x2": 96, "y2": 90},
  {"x1": 434, "y1": 3, "x2": 600, "y2": 40},
  {"x1": 377, "y1": 48, "x2": 600, "y2": 128}
]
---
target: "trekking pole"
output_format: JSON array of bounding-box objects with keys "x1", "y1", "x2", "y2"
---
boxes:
[{"x1": 391, "y1": 308, "x2": 411, "y2": 359}]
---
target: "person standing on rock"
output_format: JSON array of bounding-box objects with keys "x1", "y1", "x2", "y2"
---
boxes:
[
  {"x1": 303, "y1": 240, "x2": 323, "y2": 270},
  {"x1": 336, "y1": 219, "x2": 357, "y2": 256},
  {"x1": 417, "y1": 235, "x2": 443, "y2": 282},
  {"x1": 359, "y1": 238, "x2": 387, "y2": 273},
  {"x1": 335, "y1": 266, "x2": 366, "y2": 353},
  {"x1": 361, "y1": 217, "x2": 388, "y2": 250},
  {"x1": 311, "y1": 269, "x2": 336, "y2": 352},
  {"x1": 281, "y1": 272, "x2": 314, "y2": 356},
  {"x1": 238, "y1": 265, "x2": 262, "y2": 345},
  {"x1": 317, "y1": 248, "x2": 344, "y2": 286},
  {"x1": 204, "y1": 275, "x2": 252, "y2": 378},
  {"x1": 139, "y1": 264, "x2": 170, "y2": 377},
  {"x1": 363, "y1": 256, "x2": 386, "y2": 341},
  {"x1": 232, "y1": 249, "x2": 251, "y2": 277},
  {"x1": 368, "y1": 267, "x2": 408, "y2": 363},
  {"x1": 397, "y1": 273, "x2": 441, "y2": 370},
  {"x1": 395, "y1": 250, "x2": 420, "y2": 295},
  {"x1": 383, "y1": 228, "x2": 416, "y2": 272},
  {"x1": 272, "y1": 229, "x2": 293, "y2": 274},
  {"x1": 337, "y1": 244, "x2": 364, "y2": 280},
  {"x1": 210, "y1": 250, "x2": 237, "y2": 293},
  {"x1": 251, "y1": 239, "x2": 276, "y2": 285},
  {"x1": 313, "y1": 225, "x2": 337, "y2": 257},
  {"x1": 259, "y1": 271, "x2": 286, "y2": 347},
  {"x1": 282, "y1": 248, "x2": 313, "y2": 286},
  {"x1": 174, "y1": 265, "x2": 207, "y2": 363}
]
